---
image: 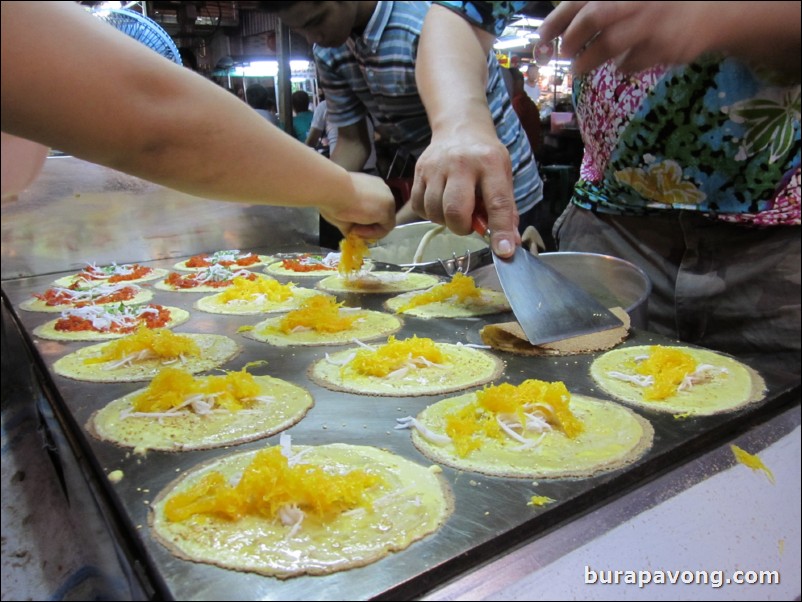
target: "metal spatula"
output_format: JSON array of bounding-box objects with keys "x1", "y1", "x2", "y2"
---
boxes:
[{"x1": 472, "y1": 214, "x2": 623, "y2": 345}]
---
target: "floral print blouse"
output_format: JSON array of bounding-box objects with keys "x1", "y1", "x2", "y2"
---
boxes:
[{"x1": 434, "y1": 1, "x2": 801, "y2": 226}]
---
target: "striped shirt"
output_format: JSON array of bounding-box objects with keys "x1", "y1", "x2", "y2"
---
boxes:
[{"x1": 313, "y1": 1, "x2": 543, "y2": 214}]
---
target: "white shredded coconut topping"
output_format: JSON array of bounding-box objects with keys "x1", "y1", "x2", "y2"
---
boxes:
[
  {"x1": 395, "y1": 416, "x2": 452, "y2": 445},
  {"x1": 607, "y1": 370, "x2": 655, "y2": 387}
]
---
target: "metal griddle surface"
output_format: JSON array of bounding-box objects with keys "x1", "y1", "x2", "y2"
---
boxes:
[{"x1": 2, "y1": 252, "x2": 799, "y2": 601}]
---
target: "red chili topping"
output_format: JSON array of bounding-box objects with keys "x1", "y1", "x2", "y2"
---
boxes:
[
  {"x1": 54, "y1": 305, "x2": 171, "y2": 333},
  {"x1": 281, "y1": 256, "x2": 334, "y2": 272},
  {"x1": 164, "y1": 271, "x2": 257, "y2": 289},
  {"x1": 76, "y1": 264, "x2": 152, "y2": 283},
  {"x1": 185, "y1": 253, "x2": 260, "y2": 268},
  {"x1": 36, "y1": 286, "x2": 139, "y2": 307}
]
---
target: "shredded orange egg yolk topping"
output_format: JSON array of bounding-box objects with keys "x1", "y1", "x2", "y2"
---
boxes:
[
  {"x1": 164, "y1": 446, "x2": 383, "y2": 524},
  {"x1": 84, "y1": 326, "x2": 200, "y2": 364},
  {"x1": 396, "y1": 273, "x2": 481, "y2": 313},
  {"x1": 635, "y1": 346, "x2": 697, "y2": 400},
  {"x1": 130, "y1": 367, "x2": 261, "y2": 414},
  {"x1": 338, "y1": 232, "x2": 369, "y2": 275},
  {"x1": 216, "y1": 275, "x2": 294, "y2": 303},
  {"x1": 730, "y1": 444, "x2": 776, "y2": 484},
  {"x1": 444, "y1": 380, "x2": 583, "y2": 457},
  {"x1": 278, "y1": 295, "x2": 358, "y2": 334},
  {"x1": 348, "y1": 335, "x2": 445, "y2": 377}
]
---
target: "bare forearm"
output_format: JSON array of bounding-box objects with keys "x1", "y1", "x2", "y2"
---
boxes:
[
  {"x1": 1, "y1": 1, "x2": 358, "y2": 209},
  {"x1": 329, "y1": 124, "x2": 371, "y2": 172},
  {"x1": 417, "y1": 5, "x2": 496, "y2": 138},
  {"x1": 542, "y1": 1, "x2": 801, "y2": 80},
  {"x1": 712, "y1": 1, "x2": 800, "y2": 79}
]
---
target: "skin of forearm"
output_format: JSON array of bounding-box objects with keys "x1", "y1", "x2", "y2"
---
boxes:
[
  {"x1": 711, "y1": 1, "x2": 801, "y2": 80},
  {"x1": 305, "y1": 127, "x2": 324, "y2": 147},
  {"x1": 1, "y1": 1, "x2": 359, "y2": 211},
  {"x1": 417, "y1": 5, "x2": 497, "y2": 138},
  {"x1": 329, "y1": 125, "x2": 371, "y2": 172}
]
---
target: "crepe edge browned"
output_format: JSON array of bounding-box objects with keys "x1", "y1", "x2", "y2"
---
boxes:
[
  {"x1": 33, "y1": 306, "x2": 191, "y2": 342},
  {"x1": 242, "y1": 312, "x2": 403, "y2": 347},
  {"x1": 480, "y1": 307, "x2": 631, "y2": 356},
  {"x1": 86, "y1": 380, "x2": 314, "y2": 452},
  {"x1": 410, "y1": 395, "x2": 655, "y2": 479},
  {"x1": 306, "y1": 347, "x2": 505, "y2": 397},
  {"x1": 589, "y1": 345, "x2": 768, "y2": 417},
  {"x1": 147, "y1": 446, "x2": 455, "y2": 579}
]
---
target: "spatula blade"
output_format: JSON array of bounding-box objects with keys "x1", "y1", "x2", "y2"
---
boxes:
[{"x1": 493, "y1": 246, "x2": 624, "y2": 345}]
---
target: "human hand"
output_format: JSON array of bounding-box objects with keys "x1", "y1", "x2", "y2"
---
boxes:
[
  {"x1": 319, "y1": 172, "x2": 396, "y2": 240},
  {"x1": 538, "y1": 1, "x2": 719, "y2": 74},
  {"x1": 410, "y1": 130, "x2": 520, "y2": 258}
]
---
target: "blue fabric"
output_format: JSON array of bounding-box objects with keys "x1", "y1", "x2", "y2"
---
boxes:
[
  {"x1": 292, "y1": 111, "x2": 314, "y2": 143},
  {"x1": 433, "y1": 0, "x2": 530, "y2": 37}
]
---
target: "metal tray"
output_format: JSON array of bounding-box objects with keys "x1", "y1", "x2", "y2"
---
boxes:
[{"x1": 1, "y1": 252, "x2": 799, "y2": 601}]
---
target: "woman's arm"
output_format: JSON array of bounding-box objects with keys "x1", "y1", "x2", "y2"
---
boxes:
[
  {"x1": 1, "y1": 1, "x2": 395, "y2": 239},
  {"x1": 539, "y1": 1, "x2": 801, "y2": 80}
]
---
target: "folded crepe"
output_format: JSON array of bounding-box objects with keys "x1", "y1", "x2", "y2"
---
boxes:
[{"x1": 480, "y1": 307, "x2": 630, "y2": 356}]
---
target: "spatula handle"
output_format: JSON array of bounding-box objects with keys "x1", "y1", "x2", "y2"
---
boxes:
[{"x1": 471, "y1": 204, "x2": 490, "y2": 240}]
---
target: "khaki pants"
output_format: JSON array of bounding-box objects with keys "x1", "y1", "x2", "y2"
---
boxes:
[{"x1": 554, "y1": 204, "x2": 801, "y2": 378}]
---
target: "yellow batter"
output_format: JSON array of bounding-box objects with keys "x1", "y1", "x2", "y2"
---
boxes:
[
  {"x1": 34, "y1": 305, "x2": 190, "y2": 341},
  {"x1": 53, "y1": 331, "x2": 240, "y2": 382},
  {"x1": 407, "y1": 388, "x2": 653, "y2": 478},
  {"x1": 590, "y1": 345, "x2": 765, "y2": 415},
  {"x1": 149, "y1": 443, "x2": 452, "y2": 578},
  {"x1": 88, "y1": 372, "x2": 313, "y2": 451},
  {"x1": 317, "y1": 271, "x2": 440, "y2": 294},
  {"x1": 309, "y1": 337, "x2": 504, "y2": 396}
]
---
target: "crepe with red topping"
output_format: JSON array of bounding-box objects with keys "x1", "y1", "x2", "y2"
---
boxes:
[
  {"x1": 52, "y1": 263, "x2": 167, "y2": 288},
  {"x1": 155, "y1": 265, "x2": 260, "y2": 292},
  {"x1": 173, "y1": 250, "x2": 272, "y2": 271},
  {"x1": 20, "y1": 283, "x2": 153, "y2": 313},
  {"x1": 34, "y1": 303, "x2": 190, "y2": 341},
  {"x1": 263, "y1": 252, "x2": 341, "y2": 277}
]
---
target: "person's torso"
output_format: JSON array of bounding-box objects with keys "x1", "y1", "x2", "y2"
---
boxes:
[{"x1": 573, "y1": 57, "x2": 800, "y2": 225}]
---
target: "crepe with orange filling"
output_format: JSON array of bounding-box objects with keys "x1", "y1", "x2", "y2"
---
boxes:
[
  {"x1": 308, "y1": 335, "x2": 503, "y2": 396},
  {"x1": 87, "y1": 366, "x2": 313, "y2": 451},
  {"x1": 149, "y1": 441, "x2": 452, "y2": 578},
  {"x1": 53, "y1": 326, "x2": 239, "y2": 382},
  {"x1": 243, "y1": 294, "x2": 402, "y2": 346},
  {"x1": 399, "y1": 379, "x2": 653, "y2": 478},
  {"x1": 590, "y1": 345, "x2": 765, "y2": 416},
  {"x1": 385, "y1": 272, "x2": 510, "y2": 318}
]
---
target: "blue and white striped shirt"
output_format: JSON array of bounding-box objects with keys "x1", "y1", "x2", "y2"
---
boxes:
[{"x1": 313, "y1": 1, "x2": 543, "y2": 214}]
